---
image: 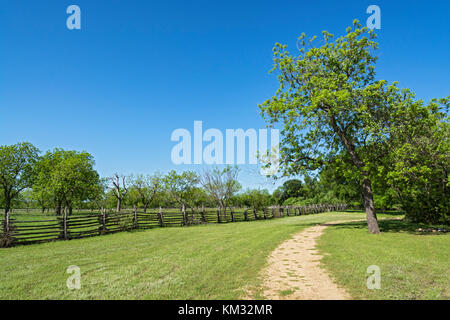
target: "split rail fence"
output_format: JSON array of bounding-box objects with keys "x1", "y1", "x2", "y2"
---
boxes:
[{"x1": 1, "y1": 204, "x2": 348, "y2": 247}]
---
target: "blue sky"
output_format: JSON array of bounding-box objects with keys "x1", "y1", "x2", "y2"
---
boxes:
[{"x1": 0, "y1": 0, "x2": 449, "y2": 191}]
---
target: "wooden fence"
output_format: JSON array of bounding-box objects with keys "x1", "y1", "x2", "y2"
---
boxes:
[{"x1": 0, "y1": 204, "x2": 348, "y2": 247}]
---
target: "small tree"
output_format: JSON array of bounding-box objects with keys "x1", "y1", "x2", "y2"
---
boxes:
[
  {"x1": 240, "y1": 189, "x2": 272, "y2": 211},
  {"x1": 111, "y1": 173, "x2": 128, "y2": 212},
  {"x1": 200, "y1": 166, "x2": 241, "y2": 214},
  {"x1": 164, "y1": 170, "x2": 199, "y2": 209},
  {"x1": 130, "y1": 173, "x2": 163, "y2": 212},
  {"x1": 0, "y1": 142, "x2": 39, "y2": 215}
]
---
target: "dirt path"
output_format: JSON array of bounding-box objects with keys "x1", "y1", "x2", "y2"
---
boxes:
[{"x1": 260, "y1": 221, "x2": 354, "y2": 300}]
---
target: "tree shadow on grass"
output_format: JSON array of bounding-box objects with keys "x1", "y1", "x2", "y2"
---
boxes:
[
  {"x1": 331, "y1": 219, "x2": 449, "y2": 235},
  {"x1": 343, "y1": 209, "x2": 405, "y2": 217}
]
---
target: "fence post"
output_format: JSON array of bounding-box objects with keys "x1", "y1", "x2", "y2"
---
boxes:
[
  {"x1": 201, "y1": 205, "x2": 206, "y2": 223},
  {"x1": 99, "y1": 207, "x2": 107, "y2": 235},
  {"x1": 7, "y1": 211, "x2": 11, "y2": 245},
  {"x1": 133, "y1": 206, "x2": 138, "y2": 229},
  {"x1": 230, "y1": 207, "x2": 235, "y2": 222},
  {"x1": 271, "y1": 207, "x2": 275, "y2": 218},
  {"x1": 1, "y1": 211, "x2": 12, "y2": 247},
  {"x1": 263, "y1": 208, "x2": 267, "y2": 219},
  {"x1": 63, "y1": 207, "x2": 68, "y2": 240},
  {"x1": 6, "y1": 211, "x2": 9, "y2": 233},
  {"x1": 158, "y1": 207, "x2": 164, "y2": 227},
  {"x1": 243, "y1": 208, "x2": 248, "y2": 221},
  {"x1": 182, "y1": 204, "x2": 187, "y2": 226},
  {"x1": 216, "y1": 207, "x2": 221, "y2": 223}
]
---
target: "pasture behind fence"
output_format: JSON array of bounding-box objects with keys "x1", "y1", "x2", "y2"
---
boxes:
[{"x1": 0, "y1": 204, "x2": 348, "y2": 247}]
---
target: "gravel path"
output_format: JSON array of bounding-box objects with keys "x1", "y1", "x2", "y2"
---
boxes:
[{"x1": 260, "y1": 221, "x2": 353, "y2": 300}]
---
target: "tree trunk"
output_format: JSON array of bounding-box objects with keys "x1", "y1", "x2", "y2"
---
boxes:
[
  {"x1": 329, "y1": 114, "x2": 381, "y2": 233},
  {"x1": 4, "y1": 197, "x2": 11, "y2": 215},
  {"x1": 362, "y1": 176, "x2": 380, "y2": 234},
  {"x1": 116, "y1": 198, "x2": 121, "y2": 212},
  {"x1": 55, "y1": 202, "x2": 62, "y2": 216}
]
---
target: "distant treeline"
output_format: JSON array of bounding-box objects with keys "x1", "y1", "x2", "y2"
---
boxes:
[{"x1": 0, "y1": 140, "x2": 448, "y2": 225}]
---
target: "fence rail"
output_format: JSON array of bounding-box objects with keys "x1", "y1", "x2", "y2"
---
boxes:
[{"x1": 0, "y1": 204, "x2": 348, "y2": 247}]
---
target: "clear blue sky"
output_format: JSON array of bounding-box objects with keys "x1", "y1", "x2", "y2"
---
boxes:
[{"x1": 1, "y1": 0, "x2": 449, "y2": 191}]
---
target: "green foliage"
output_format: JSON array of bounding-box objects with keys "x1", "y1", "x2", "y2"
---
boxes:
[
  {"x1": 185, "y1": 187, "x2": 212, "y2": 209},
  {"x1": 200, "y1": 166, "x2": 242, "y2": 209},
  {"x1": 259, "y1": 21, "x2": 449, "y2": 224},
  {"x1": 238, "y1": 188, "x2": 273, "y2": 210},
  {"x1": 32, "y1": 149, "x2": 101, "y2": 213},
  {"x1": 163, "y1": 170, "x2": 199, "y2": 208},
  {"x1": 129, "y1": 172, "x2": 164, "y2": 211},
  {"x1": 274, "y1": 170, "x2": 359, "y2": 207},
  {"x1": 259, "y1": 21, "x2": 390, "y2": 175},
  {"x1": 385, "y1": 108, "x2": 449, "y2": 223},
  {"x1": 0, "y1": 142, "x2": 39, "y2": 213},
  {"x1": 104, "y1": 189, "x2": 120, "y2": 209},
  {"x1": 272, "y1": 179, "x2": 305, "y2": 204},
  {"x1": 318, "y1": 160, "x2": 361, "y2": 204}
]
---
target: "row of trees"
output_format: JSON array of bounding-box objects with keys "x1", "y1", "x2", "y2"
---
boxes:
[
  {"x1": 2, "y1": 136, "x2": 446, "y2": 225},
  {"x1": 0, "y1": 147, "x2": 277, "y2": 216},
  {"x1": 0, "y1": 144, "x2": 101, "y2": 215}
]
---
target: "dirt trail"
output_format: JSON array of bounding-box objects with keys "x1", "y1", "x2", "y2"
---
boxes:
[{"x1": 260, "y1": 221, "x2": 355, "y2": 300}]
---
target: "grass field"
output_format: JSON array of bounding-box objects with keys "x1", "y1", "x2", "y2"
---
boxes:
[
  {"x1": 318, "y1": 219, "x2": 450, "y2": 300},
  {"x1": 0, "y1": 211, "x2": 448, "y2": 300}
]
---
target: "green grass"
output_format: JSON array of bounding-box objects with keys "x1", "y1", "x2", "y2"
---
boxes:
[
  {"x1": 317, "y1": 219, "x2": 450, "y2": 300},
  {"x1": 0, "y1": 211, "x2": 364, "y2": 299},
  {"x1": 3, "y1": 210, "x2": 445, "y2": 300}
]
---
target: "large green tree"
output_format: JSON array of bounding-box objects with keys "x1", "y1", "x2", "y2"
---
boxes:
[
  {"x1": 33, "y1": 149, "x2": 101, "y2": 215},
  {"x1": 0, "y1": 142, "x2": 39, "y2": 215},
  {"x1": 259, "y1": 21, "x2": 447, "y2": 233}
]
